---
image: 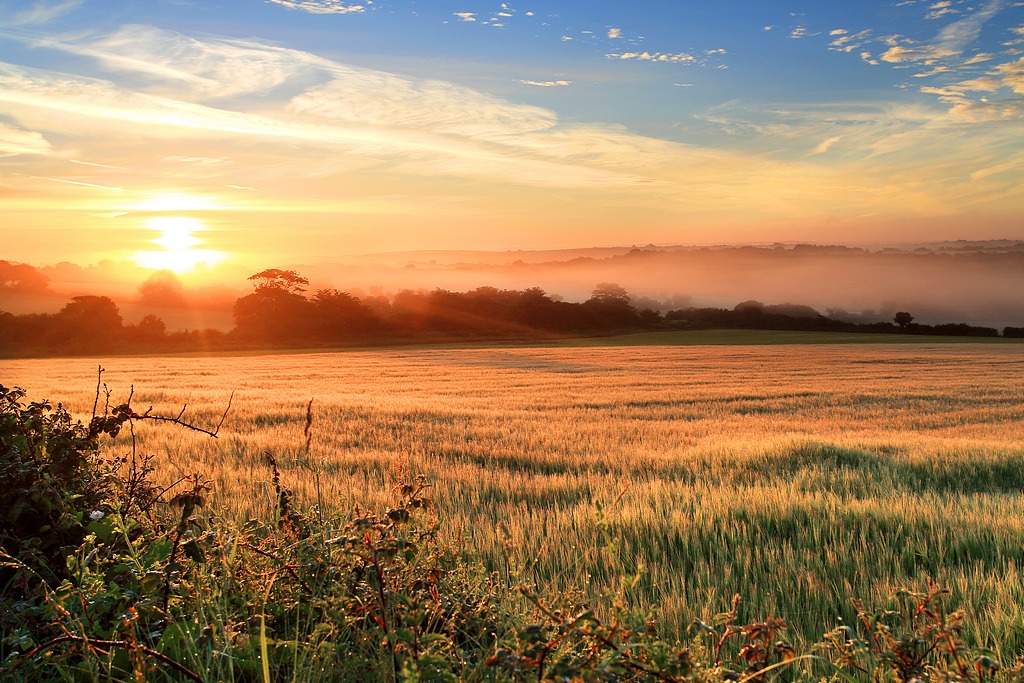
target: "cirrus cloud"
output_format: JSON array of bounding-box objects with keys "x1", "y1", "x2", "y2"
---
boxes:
[
  {"x1": 266, "y1": 0, "x2": 367, "y2": 14},
  {"x1": 0, "y1": 121, "x2": 53, "y2": 156},
  {"x1": 519, "y1": 79, "x2": 572, "y2": 87}
]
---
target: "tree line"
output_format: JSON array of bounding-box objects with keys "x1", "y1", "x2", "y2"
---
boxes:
[
  {"x1": 0, "y1": 270, "x2": 652, "y2": 355},
  {"x1": 232, "y1": 270, "x2": 650, "y2": 341},
  {"x1": 1, "y1": 267, "x2": 1020, "y2": 357},
  {"x1": 667, "y1": 300, "x2": 1015, "y2": 338}
]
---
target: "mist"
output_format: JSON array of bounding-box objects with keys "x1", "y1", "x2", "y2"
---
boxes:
[
  {"x1": 4, "y1": 241, "x2": 1022, "y2": 331},
  {"x1": 300, "y1": 242, "x2": 1024, "y2": 329}
]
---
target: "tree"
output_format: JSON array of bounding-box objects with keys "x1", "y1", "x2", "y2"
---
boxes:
[
  {"x1": 514, "y1": 288, "x2": 562, "y2": 331},
  {"x1": 50, "y1": 296, "x2": 124, "y2": 352},
  {"x1": 247, "y1": 269, "x2": 309, "y2": 295},
  {"x1": 128, "y1": 314, "x2": 168, "y2": 343},
  {"x1": 310, "y1": 289, "x2": 379, "y2": 339},
  {"x1": 590, "y1": 282, "x2": 631, "y2": 306},
  {"x1": 734, "y1": 300, "x2": 766, "y2": 315},
  {"x1": 584, "y1": 283, "x2": 639, "y2": 329},
  {"x1": 59, "y1": 296, "x2": 123, "y2": 329},
  {"x1": 139, "y1": 270, "x2": 186, "y2": 307},
  {"x1": 637, "y1": 308, "x2": 661, "y2": 326},
  {"x1": 234, "y1": 270, "x2": 312, "y2": 341},
  {"x1": 390, "y1": 290, "x2": 430, "y2": 331},
  {"x1": 893, "y1": 311, "x2": 914, "y2": 328}
]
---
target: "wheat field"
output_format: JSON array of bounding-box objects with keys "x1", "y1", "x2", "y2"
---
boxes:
[{"x1": 5, "y1": 343, "x2": 1024, "y2": 656}]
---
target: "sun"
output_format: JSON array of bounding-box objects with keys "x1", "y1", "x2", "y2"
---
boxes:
[{"x1": 133, "y1": 216, "x2": 227, "y2": 273}]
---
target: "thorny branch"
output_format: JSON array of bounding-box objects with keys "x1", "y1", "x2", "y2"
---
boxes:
[
  {"x1": 88, "y1": 366, "x2": 233, "y2": 440},
  {"x1": 134, "y1": 391, "x2": 234, "y2": 438}
]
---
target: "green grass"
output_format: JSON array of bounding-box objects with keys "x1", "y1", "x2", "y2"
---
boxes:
[
  {"x1": 357, "y1": 328, "x2": 1024, "y2": 351},
  {"x1": 552, "y1": 329, "x2": 1024, "y2": 346},
  {"x1": 86, "y1": 328, "x2": 1024, "y2": 361}
]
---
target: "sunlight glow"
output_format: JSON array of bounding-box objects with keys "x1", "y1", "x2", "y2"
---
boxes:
[
  {"x1": 128, "y1": 193, "x2": 219, "y2": 212},
  {"x1": 133, "y1": 216, "x2": 227, "y2": 273},
  {"x1": 150, "y1": 216, "x2": 203, "y2": 250}
]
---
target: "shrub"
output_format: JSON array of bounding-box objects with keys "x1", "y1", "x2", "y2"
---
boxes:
[{"x1": 0, "y1": 384, "x2": 113, "y2": 585}]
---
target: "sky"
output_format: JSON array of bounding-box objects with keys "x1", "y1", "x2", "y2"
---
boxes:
[{"x1": 1, "y1": 0, "x2": 1023, "y2": 273}]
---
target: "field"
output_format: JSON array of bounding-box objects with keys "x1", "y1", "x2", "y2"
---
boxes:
[{"x1": 5, "y1": 340, "x2": 1024, "y2": 658}]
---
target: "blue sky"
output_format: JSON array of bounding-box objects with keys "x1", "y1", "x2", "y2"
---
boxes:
[{"x1": 1, "y1": 0, "x2": 1022, "y2": 268}]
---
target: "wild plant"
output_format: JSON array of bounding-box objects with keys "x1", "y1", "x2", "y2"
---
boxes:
[{"x1": 820, "y1": 583, "x2": 1024, "y2": 683}]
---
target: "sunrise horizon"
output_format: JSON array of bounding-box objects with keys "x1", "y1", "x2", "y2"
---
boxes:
[{"x1": 2, "y1": 0, "x2": 1023, "y2": 271}]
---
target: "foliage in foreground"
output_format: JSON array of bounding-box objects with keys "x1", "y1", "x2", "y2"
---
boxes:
[{"x1": 1, "y1": 384, "x2": 1023, "y2": 682}]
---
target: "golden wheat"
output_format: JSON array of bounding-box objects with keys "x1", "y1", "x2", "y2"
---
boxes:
[{"x1": 5, "y1": 343, "x2": 1024, "y2": 652}]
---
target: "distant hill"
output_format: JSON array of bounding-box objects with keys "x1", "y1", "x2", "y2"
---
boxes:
[{"x1": 328, "y1": 240, "x2": 1024, "y2": 267}]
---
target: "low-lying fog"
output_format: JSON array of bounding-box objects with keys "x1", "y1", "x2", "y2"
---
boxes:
[
  {"x1": 4, "y1": 241, "x2": 1023, "y2": 330},
  {"x1": 303, "y1": 242, "x2": 1024, "y2": 329}
]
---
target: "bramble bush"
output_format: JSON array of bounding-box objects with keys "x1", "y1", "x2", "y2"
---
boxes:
[{"x1": 1, "y1": 383, "x2": 1023, "y2": 682}]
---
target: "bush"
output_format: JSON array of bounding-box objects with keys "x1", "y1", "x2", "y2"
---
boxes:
[{"x1": 0, "y1": 385, "x2": 113, "y2": 585}]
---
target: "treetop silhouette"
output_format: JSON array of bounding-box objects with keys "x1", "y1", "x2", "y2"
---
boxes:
[{"x1": 247, "y1": 269, "x2": 309, "y2": 294}]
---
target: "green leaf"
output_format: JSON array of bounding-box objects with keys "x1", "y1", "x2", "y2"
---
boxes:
[
  {"x1": 182, "y1": 539, "x2": 207, "y2": 563},
  {"x1": 420, "y1": 633, "x2": 448, "y2": 646},
  {"x1": 157, "y1": 622, "x2": 198, "y2": 660},
  {"x1": 141, "y1": 571, "x2": 164, "y2": 593},
  {"x1": 142, "y1": 536, "x2": 173, "y2": 568},
  {"x1": 87, "y1": 516, "x2": 116, "y2": 543}
]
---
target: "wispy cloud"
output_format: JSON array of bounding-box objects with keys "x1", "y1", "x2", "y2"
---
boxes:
[
  {"x1": 697, "y1": 98, "x2": 1024, "y2": 212},
  {"x1": 925, "y1": 1, "x2": 958, "y2": 20},
  {"x1": 0, "y1": 25, "x2": 862, "y2": 221},
  {"x1": 993, "y1": 55, "x2": 1024, "y2": 93},
  {"x1": 822, "y1": 0, "x2": 1024, "y2": 121},
  {"x1": 1, "y1": 17, "x2": 1019, "y2": 233},
  {"x1": 265, "y1": 0, "x2": 367, "y2": 15},
  {"x1": 828, "y1": 29, "x2": 873, "y2": 53},
  {"x1": 606, "y1": 51, "x2": 698, "y2": 64},
  {"x1": 519, "y1": 80, "x2": 572, "y2": 87},
  {"x1": 29, "y1": 175, "x2": 125, "y2": 192},
  {"x1": 808, "y1": 135, "x2": 842, "y2": 155},
  {"x1": 163, "y1": 156, "x2": 231, "y2": 166},
  {"x1": 7, "y1": 0, "x2": 82, "y2": 27},
  {"x1": 963, "y1": 52, "x2": 996, "y2": 65},
  {"x1": 0, "y1": 30, "x2": 668, "y2": 189},
  {"x1": 10, "y1": 25, "x2": 313, "y2": 99},
  {"x1": 880, "y1": 0, "x2": 1005, "y2": 63},
  {"x1": 287, "y1": 68, "x2": 557, "y2": 136},
  {"x1": 0, "y1": 121, "x2": 52, "y2": 156}
]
